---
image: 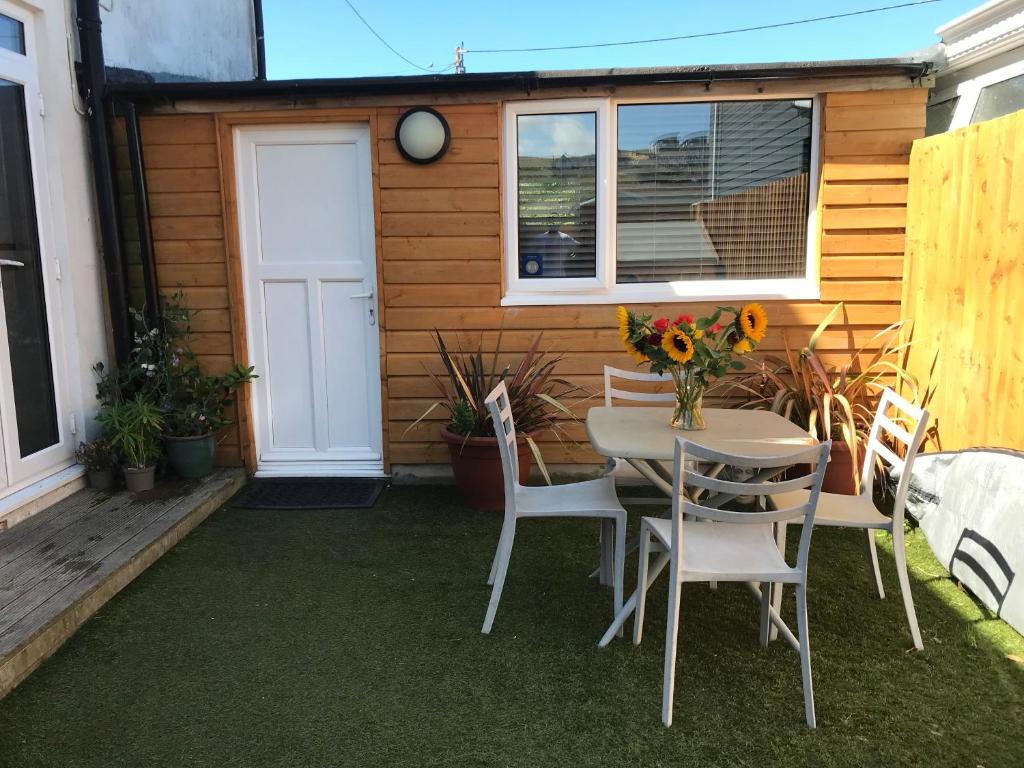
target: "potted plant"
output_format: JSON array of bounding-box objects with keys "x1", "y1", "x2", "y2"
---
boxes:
[
  {"x1": 156, "y1": 298, "x2": 255, "y2": 479},
  {"x1": 163, "y1": 361, "x2": 256, "y2": 479},
  {"x1": 74, "y1": 438, "x2": 118, "y2": 490},
  {"x1": 97, "y1": 394, "x2": 164, "y2": 493},
  {"x1": 616, "y1": 304, "x2": 767, "y2": 430},
  {"x1": 94, "y1": 297, "x2": 255, "y2": 480},
  {"x1": 726, "y1": 302, "x2": 922, "y2": 495},
  {"x1": 408, "y1": 331, "x2": 583, "y2": 510}
]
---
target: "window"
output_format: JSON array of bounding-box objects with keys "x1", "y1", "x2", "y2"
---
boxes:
[
  {"x1": 516, "y1": 112, "x2": 597, "y2": 280},
  {"x1": 971, "y1": 73, "x2": 1024, "y2": 124},
  {"x1": 926, "y1": 97, "x2": 958, "y2": 135},
  {"x1": 503, "y1": 97, "x2": 819, "y2": 305},
  {"x1": 0, "y1": 13, "x2": 23, "y2": 55},
  {"x1": 616, "y1": 100, "x2": 812, "y2": 284}
]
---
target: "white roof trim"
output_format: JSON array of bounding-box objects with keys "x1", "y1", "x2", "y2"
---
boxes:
[{"x1": 936, "y1": 0, "x2": 1024, "y2": 71}]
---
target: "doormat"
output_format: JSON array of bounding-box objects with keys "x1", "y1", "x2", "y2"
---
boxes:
[{"x1": 231, "y1": 478, "x2": 387, "y2": 510}]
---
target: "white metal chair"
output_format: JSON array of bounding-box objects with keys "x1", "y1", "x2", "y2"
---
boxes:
[
  {"x1": 482, "y1": 382, "x2": 627, "y2": 635},
  {"x1": 633, "y1": 436, "x2": 831, "y2": 728},
  {"x1": 771, "y1": 387, "x2": 931, "y2": 650}
]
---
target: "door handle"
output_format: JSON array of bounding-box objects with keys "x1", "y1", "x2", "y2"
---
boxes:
[
  {"x1": 351, "y1": 288, "x2": 376, "y2": 325},
  {"x1": 0, "y1": 260, "x2": 24, "y2": 268}
]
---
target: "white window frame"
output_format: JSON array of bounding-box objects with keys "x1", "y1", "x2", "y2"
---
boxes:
[
  {"x1": 941, "y1": 58, "x2": 1024, "y2": 131},
  {"x1": 502, "y1": 94, "x2": 821, "y2": 306},
  {"x1": 503, "y1": 98, "x2": 612, "y2": 296}
]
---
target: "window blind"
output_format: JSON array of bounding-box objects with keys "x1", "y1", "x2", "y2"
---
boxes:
[
  {"x1": 516, "y1": 112, "x2": 597, "y2": 279},
  {"x1": 616, "y1": 100, "x2": 812, "y2": 284}
]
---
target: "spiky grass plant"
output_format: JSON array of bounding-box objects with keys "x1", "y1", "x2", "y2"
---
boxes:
[
  {"x1": 407, "y1": 330, "x2": 587, "y2": 483},
  {"x1": 722, "y1": 302, "x2": 931, "y2": 494}
]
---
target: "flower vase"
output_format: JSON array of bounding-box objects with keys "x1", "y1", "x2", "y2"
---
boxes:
[{"x1": 669, "y1": 366, "x2": 706, "y2": 430}]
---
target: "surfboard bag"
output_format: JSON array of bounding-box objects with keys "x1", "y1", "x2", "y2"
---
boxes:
[{"x1": 902, "y1": 449, "x2": 1022, "y2": 636}]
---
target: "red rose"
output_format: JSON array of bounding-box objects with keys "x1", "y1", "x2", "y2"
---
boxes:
[
  {"x1": 676, "y1": 314, "x2": 694, "y2": 326},
  {"x1": 645, "y1": 333, "x2": 663, "y2": 347},
  {"x1": 653, "y1": 317, "x2": 670, "y2": 333},
  {"x1": 709, "y1": 322, "x2": 722, "y2": 334}
]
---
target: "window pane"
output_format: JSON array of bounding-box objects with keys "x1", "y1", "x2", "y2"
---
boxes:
[
  {"x1": 926, "y1": 97, "x2": 958, "y2": 135},
  {"x1": 972, "y1": 74, "x2": 1024, "y2": 124},
  {"x1": 0, "y1": 80, "x2": 58, "y2": 457},
  {"x1": 616, "y1": 100, "x2": 812, "y2": 283},
  {"x1": 0, "y1": 14, "x2": 24, "y2": 55},
  {"x1": 516, "y1": 112, "x2": 596, "y2": 279}
]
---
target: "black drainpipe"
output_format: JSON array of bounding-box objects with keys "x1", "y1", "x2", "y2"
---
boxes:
[
  {"x1": 253, "y1": 0, "x2": 267, "y2": 80},
  {"x1": 77, "y1": 0, "x2": 131, "y2": 364},
  {"x1": 119, "y1": 100, "x2": 160, "y2": 326}
]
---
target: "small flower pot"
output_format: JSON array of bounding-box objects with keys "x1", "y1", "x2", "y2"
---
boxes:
[
  {"x1": 123, "y1": 464, "x2": 156, "y2": 493},
  {"x1": 164, "y1": 434, "x2": 216, "y2": 479},
  {"x1": 86, "y1": 468, "x2": 116, "y2": 491},
  {"x1": 440, "y1": 427, "x2": 534, "y2": 511}
]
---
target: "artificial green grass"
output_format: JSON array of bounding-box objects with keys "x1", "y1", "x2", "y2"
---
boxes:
[{"x1": 0, "y1": 486, "x2": 1021, "y2": 768}]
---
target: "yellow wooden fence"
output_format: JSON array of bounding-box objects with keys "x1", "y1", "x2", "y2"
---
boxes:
[{"x1": 901, "y1": 110, "x2": 1024, "y2": 451}]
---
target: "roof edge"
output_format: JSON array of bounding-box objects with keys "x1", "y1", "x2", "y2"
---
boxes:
[{"x1": 107, "y1": 58, "x2": 932, "y2": 102}]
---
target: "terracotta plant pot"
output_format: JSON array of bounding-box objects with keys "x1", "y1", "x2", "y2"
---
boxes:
[
  {"x1": 123, "y1": 464, "x2": 156, "y2": 493},
  {"x1": 440, "y1": 427, "x2": 533, "y2": 511},
  {"x1": 165, "y1": 434, "x2": 216, "y2": 479},
  {"x1": 821, "y1": 440, "x2": 864, "y2": 496},
  {"x1": 86, "y1": 468, "x2": 116, "y2": 491}
]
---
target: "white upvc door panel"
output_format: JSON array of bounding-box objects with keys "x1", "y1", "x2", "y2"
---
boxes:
[
  {"x1": 0, "y1": 3, "x2": 75, "y2": 500},
  {"x1": 235, "y1": 124, "x2": 383, "y2": 477}
]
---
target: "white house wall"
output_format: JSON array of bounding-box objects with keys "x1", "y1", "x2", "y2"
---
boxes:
[{"x1": 100, "y1": 0, "x2": 256, "y2": 81}]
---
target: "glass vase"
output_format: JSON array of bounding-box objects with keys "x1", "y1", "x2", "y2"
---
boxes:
[{"x1": 669, "y1": 366, "x2": 706, "y2": 430}]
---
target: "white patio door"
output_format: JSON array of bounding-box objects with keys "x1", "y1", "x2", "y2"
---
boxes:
[
  {"x1": 235, "y1": 124, "x2": 383, "y2": 477},
  {"x1": 0, "y1": 4, "x2": 73, "y2": 498}
]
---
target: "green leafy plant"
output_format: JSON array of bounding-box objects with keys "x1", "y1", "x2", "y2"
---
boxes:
[
  {"x1": 408, "y1": 330, "x2": 587, "y2": 483},
  {"x1": 93, "y1": 294, "x2": 256, "y2": 439},
  {"x1": 74, "y1": 439, "x2": 117, "y2": 472},
  {"x1": 449, "y1": 399, "x2": 476, "y2": 437},
  {"x1": 97, "y1": 395, "x2": 165, "y2": 469},
  {"x1": 723, "y1": 302, "x2": 922, "y2": 493}
]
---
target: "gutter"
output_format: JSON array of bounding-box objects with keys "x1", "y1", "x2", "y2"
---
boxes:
[{"x1": 76, "y1": 0, "x2": 131, "y2": 364}]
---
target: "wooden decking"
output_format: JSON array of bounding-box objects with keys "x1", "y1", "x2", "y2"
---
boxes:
[{"x1": 0, "y1": 468, "x2": 246, "y2": 698}]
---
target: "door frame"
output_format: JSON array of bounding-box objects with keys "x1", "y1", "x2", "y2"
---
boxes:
[
  {"x1": 0, "y1": 1, "x2": 74, "y2": 496},
  {"x1": 218, "y1": 113, "x2": 388, "y2": 476}
]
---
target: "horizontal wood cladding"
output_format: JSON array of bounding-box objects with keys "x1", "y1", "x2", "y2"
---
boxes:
[
  {"x1": 139, "y1": 90, "x2": 923, "y2": 469},
  {"x1": 140, "y1": 114, "x2": 243, "y2": 467},
  {"x1": 379, "y1": 189, "x2": 499, "y2": 213}
]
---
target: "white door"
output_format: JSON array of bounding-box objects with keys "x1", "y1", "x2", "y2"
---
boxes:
[
  {"x1": 0, "y1": 4, "x2": 73, "y2": 498},
  {"x1": 235, "y1": 124, "x2": 383, "y2": 477}
]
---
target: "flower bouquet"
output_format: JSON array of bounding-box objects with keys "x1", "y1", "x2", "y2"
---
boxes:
[{"x1": 616, "y1": 303, "x2": 768, "y2": 429}]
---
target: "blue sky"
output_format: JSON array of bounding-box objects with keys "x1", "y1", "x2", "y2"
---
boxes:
[{"x1": 263, "y1": 0, "x2": 980, "y2": 79}]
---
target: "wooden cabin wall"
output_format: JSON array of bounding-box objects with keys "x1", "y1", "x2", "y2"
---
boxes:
[
  {"x1": 138, "y1": 115, "x2": 241, "y2": 466},
  {"x1": 138, "y1": 86, "x2": 926, "y2": 470}
]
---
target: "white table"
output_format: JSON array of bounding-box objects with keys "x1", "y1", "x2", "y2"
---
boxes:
[{"x1": 585, "y1": 406, "x2": 816, "y2": 649}]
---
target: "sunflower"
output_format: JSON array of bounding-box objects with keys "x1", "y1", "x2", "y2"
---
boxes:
[
  {"x1": 733, "y1": 337, "x2": 753, "y2": 354},
  {"x1": 662, "y1": 328, "x2": 695, "y2": 364},
  {"x1": 617, "y1": 306, "x2": 648, "y2": 363},
  {"x1": 738, "y1": 303, "x2": 768, "y2": 343},
  {"x1": 616, "y1": 306, "x2": 631, "y2": 342}
]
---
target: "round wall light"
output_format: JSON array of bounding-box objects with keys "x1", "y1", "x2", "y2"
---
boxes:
[{"x1": 394, "y1": 107, "x2": 450, "y2": 164}]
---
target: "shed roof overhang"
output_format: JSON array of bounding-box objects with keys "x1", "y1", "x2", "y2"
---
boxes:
[{"x1": 106, "y1": 58, "x2": 932, "y2": 103}]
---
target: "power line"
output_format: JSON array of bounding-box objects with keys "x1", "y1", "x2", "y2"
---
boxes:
[
  {"x1": 342, "y1": 0, "x2": 438, "y2": 73},
  {"x1": 467, "y1": 0, "x2": 944, "y2": 54}
]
